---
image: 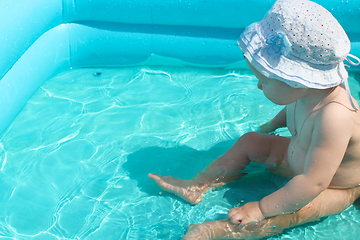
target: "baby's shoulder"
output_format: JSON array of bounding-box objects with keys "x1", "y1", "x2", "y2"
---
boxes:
[
  {"x1": 315, "y1": 97, "x2": 360, "y2": 134},
  {"x1": 320, "y1": 86, "x2": 359, "y2": 119}
]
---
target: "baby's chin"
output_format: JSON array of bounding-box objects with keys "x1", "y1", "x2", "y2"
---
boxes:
[{"x1": 264, "y1": 96, "x2": 295, "y2": 106}]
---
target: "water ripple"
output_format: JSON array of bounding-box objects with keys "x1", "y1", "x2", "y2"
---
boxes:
[{"x1": 0, "y1": 67, "x2": 357, "y2": 239}]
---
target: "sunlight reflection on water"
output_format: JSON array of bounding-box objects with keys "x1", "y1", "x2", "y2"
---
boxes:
[{"x1": 0, "y1": 66, "x2": 359, "y2": 239}]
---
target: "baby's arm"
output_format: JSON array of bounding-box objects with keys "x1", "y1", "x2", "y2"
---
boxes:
[
  {"x1": 259, "y1": 105, "x2": 352, "y2": 217},
  {"x1": 260, "y1": 107, "x2": 287, "y2": 133},
  {"x1": 229, "y1": 105, "x2": 353, "y2": 224}
]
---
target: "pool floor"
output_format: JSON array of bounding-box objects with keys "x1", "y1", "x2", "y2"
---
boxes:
[{"x1": 0, "y1": 66, "x2": 359, "y2": 239}]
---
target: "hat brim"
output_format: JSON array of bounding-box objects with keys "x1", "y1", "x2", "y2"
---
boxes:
[{"x1": 238, "y1": 23, "x2": 348, "y2": 89}]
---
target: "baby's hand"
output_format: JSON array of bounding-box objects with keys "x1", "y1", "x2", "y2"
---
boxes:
[{"x1": 228, "y1": 201, "x2": 264, "y2": 225}]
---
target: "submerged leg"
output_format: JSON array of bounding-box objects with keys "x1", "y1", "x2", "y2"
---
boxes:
[
  {"x1": 148, "y1": 132, "x2": 291, "y2": 204},
  {"x1": 182, "y1": 186, "x2": 360, "y2": 239}
]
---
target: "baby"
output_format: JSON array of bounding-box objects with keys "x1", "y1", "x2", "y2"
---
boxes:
[{"x1": 149, "y1": 0, "x2": 360, "y2": 239}]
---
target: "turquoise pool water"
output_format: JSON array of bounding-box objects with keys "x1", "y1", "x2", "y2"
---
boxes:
[{"x1": 0, "y1": 66, "x2": 359, "y2": 239}]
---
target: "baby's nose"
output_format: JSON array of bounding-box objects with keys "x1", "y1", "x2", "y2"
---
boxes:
[{"x1": 257, "y1": 81, "x2": 263, "y2": 90}]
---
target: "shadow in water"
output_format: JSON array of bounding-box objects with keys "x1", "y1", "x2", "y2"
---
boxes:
[
  {"x1": 122, "y1": 138, "x2": 360, "y2": 238},
  {"x1": 122, "y1": 140, "x2": 236, "y2": 200},
  {"x1": 122, "y1": 138, "x2": 287, "y2": 207}
]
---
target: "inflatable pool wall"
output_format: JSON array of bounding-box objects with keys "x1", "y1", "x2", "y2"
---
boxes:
[{"x1": 0, "y1": 0, "x2": 359, "y2": 135}]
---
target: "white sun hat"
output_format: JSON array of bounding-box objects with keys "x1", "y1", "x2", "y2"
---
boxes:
[{"x1": 238, "y1": 0, "x2": 360, "y2": 109}]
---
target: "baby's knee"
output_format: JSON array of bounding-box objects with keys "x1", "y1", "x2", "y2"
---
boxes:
[
  {"x1": 237, "y1": 132, "x2": 276, "y2": 152},
  {"x1": 238, "y1": 132, "x2": 264, "y2": 144},
  {"x1": 234, "y1": 132, "x2": 264, "y2": 154}
]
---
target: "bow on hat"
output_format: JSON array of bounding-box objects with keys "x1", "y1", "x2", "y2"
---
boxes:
[{"x1": 265, "y1": 31, "x2": 292, "y2": 57}]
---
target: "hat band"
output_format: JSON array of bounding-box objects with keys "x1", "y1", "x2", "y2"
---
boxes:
[{"x1": 344, "y1": 54, "x2": 360, "y2": 111}]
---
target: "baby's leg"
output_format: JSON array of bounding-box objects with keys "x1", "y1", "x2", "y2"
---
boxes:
[
  {"x1": 148, "y1": 132, "x2": 291, "y2": 204},
  {"x1": 182, "y1": 186, "x2": 360, "y2": 239}
]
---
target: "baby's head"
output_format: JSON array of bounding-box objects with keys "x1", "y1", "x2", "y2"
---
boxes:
[{"x1": 238, "y1": 0, "x2": 351, "y2": 90}]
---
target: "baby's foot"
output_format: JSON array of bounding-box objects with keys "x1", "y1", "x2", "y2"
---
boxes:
[{"x1": 148, "y1": 173, "x2": 211, "y2": 205}]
